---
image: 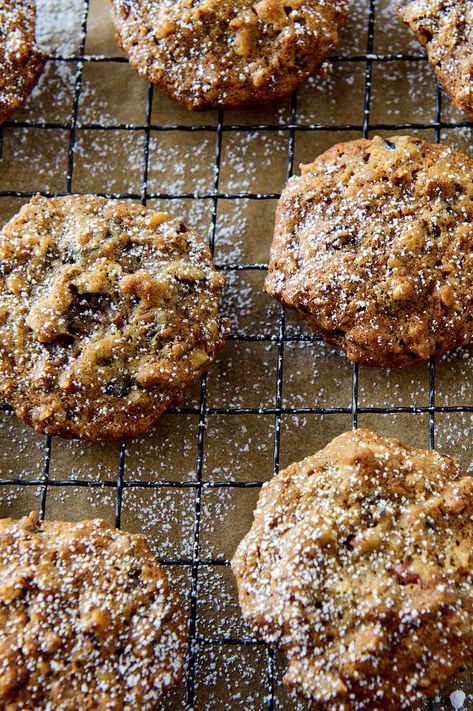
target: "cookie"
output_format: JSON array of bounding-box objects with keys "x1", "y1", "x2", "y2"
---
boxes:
[
  {"x1": 264, "y1": 135, "x2": 473, "y2": 367},
  {"x1": 0, "y1": 512, "x2": 187, "y2": 709},
  {"x1": 109, "y1": 0, "x2": 348, "y2": 111},
  {"x1": 0, "y1": 195, "x2": 225, "y2": 440},
  {"x1": 0, "y1": 0, "x2": 45, "y2": 123},
  {"x1": 398, "y1": 0, "x2": 473, "y2": 118},
  {"x1": 232, "y1": 429, "x2": 473, "y2": 709}
]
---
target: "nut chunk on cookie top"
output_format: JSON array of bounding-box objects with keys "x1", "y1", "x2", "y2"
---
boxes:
[
  {"x1": 109, "y1": 0, "x2": 348, "y2": 110},
  {"x1": 265, "y1": 135, "x2": 473, "y2": 367},
  {"x1": 232, "y1": 429, "x2": 473, "y2": 709},
  {"x1": 0, "y1": 513, "x2": 188, "y2": 709},
  {"x1": 0, "y1": 195, "x2": 225, "y2": 440},
  {"x1": 398, "y1": 0, "x2": 473, "y2": 118},
  {"x1": 0, "y1": 0, "x2": 45, "y2": 123}
]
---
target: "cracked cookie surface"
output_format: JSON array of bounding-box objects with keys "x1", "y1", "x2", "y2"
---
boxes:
[
  {"x1": 398, "y1": 0, "x2": 473, "y2": 118},
  {"x1": 0, "y1": 195, "x2": 225, "y2": 440},
  {"x1": 264, "y1": 135, "x2": 473, "y2": 367},
  {"x1": 109, "y1": 0, "x2": 348, "y2": 110},
  {"x1": 0, "y1": 0, "x2": 45, "y2": 123},
  {"x1": 232, "y1": 429, "x2": 473, "y2": 710},
  {"x1": 0, "y1": 512, "x2": 187, "y2": 710}
]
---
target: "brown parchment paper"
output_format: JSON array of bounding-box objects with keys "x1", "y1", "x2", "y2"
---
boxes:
[{"x1": 0, "y1": 0, "x2": 472, "y2": 708}]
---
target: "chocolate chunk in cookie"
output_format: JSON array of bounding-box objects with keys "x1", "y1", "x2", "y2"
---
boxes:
[
  {"x1": 0, "y1": 195, "x2": 225, "y2": 440},
  {"x1": 0, "y1": 512, "x2": 188, "y2": 708},
  {"x1": 109, "y1": 0, "x2": 348, "y2": 111},
  {"x1": 398, "y1": 0, "x2": 473, "y2": 118},
  {"x1": 0, "y1": 0, "x2": 45, "y2": 123},
  {"x1": 232, "y1": 429, "x2": 473, "y2": 709},
  {"x1": 264, "y1": 135, "x2": 473, "y2": 367}
]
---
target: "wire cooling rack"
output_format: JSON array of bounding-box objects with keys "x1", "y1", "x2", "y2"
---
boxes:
[{"x1": 0, "y1": 0, "x2": 472, "y2": 708}]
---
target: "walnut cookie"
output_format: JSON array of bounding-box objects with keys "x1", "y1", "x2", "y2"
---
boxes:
[
  {"x1": 0, "y1": 195, "x2": 225, "y2": 440},
  {"x1": 264, "y1": 135, "x2": 473, "y2": 367},
  {"x1": 232, "y1": 429, "x2": 473, "y2": 710},
  {"x1": 109, "y1": 0, "x2": 348, "y2": 111},
  {"x1": 0, "y1": 513, "x2": 188, "y2": 709},
  {"x1": 0, "y1": 0, "x2": 45, "y2": 123},
  {"x1": 398, "y1": 0, "x2": 473, "y2": 118}
]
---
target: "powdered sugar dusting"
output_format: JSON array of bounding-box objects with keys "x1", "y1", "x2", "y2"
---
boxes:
[
  {"x1": 36, "y1": 0, "x2": 84, "y2": 55},
  {"x1": 0, "y1": 0, "x2": 472, "y2": 708},
  {"x1": 0, "y1": 513, "x2": 188, "y2": 707},
  {"x1": 232, "y1": 429, "x2": 473, "y2": 708},
  {"x1": 110, "y1": 0, "x2": 349, "y2": 111}
]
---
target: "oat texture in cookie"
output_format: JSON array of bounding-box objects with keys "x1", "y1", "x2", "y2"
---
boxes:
[
  {"x1": 0, "y1": 512, "x2": 188, "y2": 709},
  {"x1": 264, "y1": 135, "x2": 473, "y2": 368},
  {"x1": 0, "y1": 0, "x2": 45, "y2": 123},
  {"x1": 0, "y1": 195, "x2": 225, "y2": 440},
  {"x1": 398, "y1": 0, "x2": 473, "y2": 118},
  {"x1": 232, "y1": 428, "x2": 473, "y2": 710},
  {"x1": 109, "y1": 0, "x2": 348, "y2": 111}
]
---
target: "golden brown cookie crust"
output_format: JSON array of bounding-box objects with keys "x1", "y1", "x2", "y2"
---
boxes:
[
  {"x1": 109, "y1": 0, "x2": 348, "y2": 111},
  {"x1": 264, "y1": 135, "x2": 473, "y2": 367},
  {"x1": 0, "y1": 512, "x2": 188, "y2": 709},
  {"x1": 0, "y1": 195, "x2": 225, "y2": 440},
  {"x1": 0, "y1": 0, "x2": 45, "y2": 123},
  {"x1": 232, "y1": 429, "x2": 473, "y2": 710},
  {"x1": 398, "y1": 0, "x2": 473, "y2": 118}
]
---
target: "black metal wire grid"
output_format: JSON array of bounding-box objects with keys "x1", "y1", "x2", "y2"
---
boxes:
[{"x1": 0, "y1": 0, "x2": 472, "y2": 708}]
